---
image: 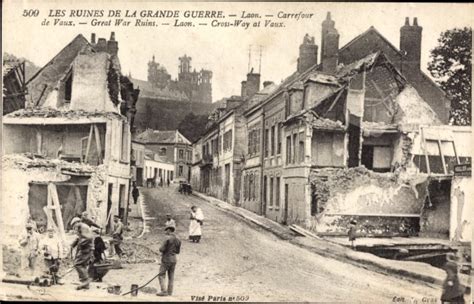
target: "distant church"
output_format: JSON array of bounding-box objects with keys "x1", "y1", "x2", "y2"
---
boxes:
[{"x1": 147, "y1": 54, "x2": 212, "y2": 103}]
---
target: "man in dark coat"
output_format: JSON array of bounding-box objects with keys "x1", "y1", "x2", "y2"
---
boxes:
[
  {"x1": 156, "y1": 225, "x2": 181, "y2": 297},
  {"x1": 132, "y1": 184, "x2": 140, "y2": 205},
  {"x1": 441, "y1": 253, "x2": 465, "y2": 303}
]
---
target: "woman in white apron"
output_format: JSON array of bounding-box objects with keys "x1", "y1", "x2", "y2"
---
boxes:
[{"x1": 188, "y1": 206, "x2": 204, "y2": 243}]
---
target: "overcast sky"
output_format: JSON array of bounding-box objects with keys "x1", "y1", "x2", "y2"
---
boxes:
[{"x1": 3, "y1": 1, "x2": 473, "y2": 101}]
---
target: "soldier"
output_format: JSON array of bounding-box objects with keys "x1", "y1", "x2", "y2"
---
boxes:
[{"x1": 41, "y1": 228, "x2": 62, "y2": 283}]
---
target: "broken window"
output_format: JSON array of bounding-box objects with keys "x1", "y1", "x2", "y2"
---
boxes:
[
  {"x1": 293, "y1": 133, "x2": 298, "y2": 164},
  {"x1": 271, "y1": 125, "x2": 275, "y2": 156},
  {"x1": 159, "y1": 147, "x2": 167, "y2": 156},
  {"x1": 277, "y1": 124, "x2": 282, "y2": 155},
  {"x1": 275, "y1": 177, "x2": 280, "y2": 208},
  {"x1": 286, "y1": 135, "x2": 292, "y2": 164},
  {"x1": 312, "y1": 131, "x2": 345, "y2": 167},
  {"x1": 269, "y1": 177, "x2": 274, "y2": 207},
  {"x1": 64, "y1": 72, "x2": 73, "y2": 103},
  {"x1": 264, "y1": 129, "x2": 269, "y2": 157},
  {"x1": 361, "y1": 145, "x2": 392, "y2": 172},
  {"x1": 299, "y1": 133, "x2": 305, "y2": 163},
  {"x1": 263, "y1": 176, "x2": 267, "y2": 205}
]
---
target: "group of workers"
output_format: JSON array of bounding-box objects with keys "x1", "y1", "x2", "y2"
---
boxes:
[{"x1": 18, "y1": 212, "x2": 124, "y2": 290}]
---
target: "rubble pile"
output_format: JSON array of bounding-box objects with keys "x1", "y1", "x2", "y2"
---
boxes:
[
  {"x1": 3, "y1": 153, "x2": 98, "y2": 173},
  {"x1": 7, "y1": 107, "x2": 125, "y2": 120},
  {"x1": 310, "y1": 166, "x2": 428, "y2": 214},
  {"x1": 121, "y1": 242, "x2": 159, "y2": 264}
]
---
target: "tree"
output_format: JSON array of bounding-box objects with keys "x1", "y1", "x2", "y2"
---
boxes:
[
  {"x1": 177, "y1": 112, "x2": 209, "y2": 142},
  {"x1": 428, "y1": 27, "x2": 472, "y2": 125}
]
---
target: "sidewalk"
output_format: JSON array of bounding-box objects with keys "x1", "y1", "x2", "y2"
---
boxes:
[{"x1": 193, "y1": 191, "x2": 470, "y2": 289}]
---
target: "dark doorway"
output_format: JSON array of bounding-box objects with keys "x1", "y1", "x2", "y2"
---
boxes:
[
  {"x1": 348, "y1": 114, "x2": 361, "y2": 167},
  {"x1": 283, "y1": 184, "x2": 289, "y2": 224},
  {"x1": 107, "y1": 183, "x2": 113, "y2": 233},
  {"x1": 361, "y1": 145, "x2": 374, "y2": 170},
  {"x1": 224, "y1": 164, "x2": 230, "y2": 201},
  {"x1": 118, "y1": 184, "x2": 126, "y2": 220}
]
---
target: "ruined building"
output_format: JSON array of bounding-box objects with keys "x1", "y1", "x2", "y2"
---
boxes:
[
  {"x1": 190, "y1": 13, "x2": 471, "y2": 245},
  {"x1": 145, "y1": 54, "x2": 212, "y2": 103},
  {"x1": 2, "y1": 32, "x2": 140, "y2": 245}
]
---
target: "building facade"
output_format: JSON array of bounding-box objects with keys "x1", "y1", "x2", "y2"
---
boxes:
[{"x1": 134, "y1": 129, "x2": 193, "y2": 182}]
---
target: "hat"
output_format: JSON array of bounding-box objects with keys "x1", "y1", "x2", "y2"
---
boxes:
[
  {"x1": 70, "y1": 217, "x2": 81, "y2": 226},
  {"x1": 350, "y1": 219, "x2": 357, "y2": 225},
  {"x1": 164, "y1": 225, "x2": 175, "y2": 232},
  {"x1": 26, "y1": 223, "x2": 33, "y2": 229}
]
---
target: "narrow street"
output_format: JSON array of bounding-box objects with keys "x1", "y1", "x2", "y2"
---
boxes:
[{"x1": 106, "y1": 185, "x2": 441, "y2": 302}]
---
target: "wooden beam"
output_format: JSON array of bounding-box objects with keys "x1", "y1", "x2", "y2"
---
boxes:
[
  {"x1": 93, "y1": 124, "x2": 103, "y2": 164},
  {"x1": 437, "y1": 140, "x2": 448, "y2": 175},
  {"x1": 452, "y1": 141, "x2": 460, "y2": 165},
  {"x1": 421, "y1": 128, "x2": 431, "y2": 175},
  {"x1": 324, "y1": 88, "x2": 345, "y2": 116},
  {"x1": 48, "y1": 183, "x2": 66, "y2": 241},
  {"x1": 84, "y1": 125, "x2": 94, "y2": 164}
]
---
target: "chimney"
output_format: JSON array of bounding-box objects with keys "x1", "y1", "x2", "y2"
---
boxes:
[
  {"x1": 96, "y1": 38, "x2": 107, "y2": 52},
  {"x1": 321, "y1": 12, "x2": 339, "y2": 74},
  {"x1": 245, "y1": 68, "x2": 261, "y2": 98},
  {"x1": 241, "y1": 81, "x2": 247, "y2": 98},
  {"x1": 90, "y1": 33, "x2": 96, "y2": 45},
  {"x1": 263, "y1": 81, "x2": 274, "y2": 88},
  {"x1": 297, "y1": 34, "x2": 318, "y2": 73},
  {"x1": 107, "y1": 32, "x2": 118, "y2": 56},
  {"x1": 400, "y1": 17, "x2": 422, "y2": 70}
]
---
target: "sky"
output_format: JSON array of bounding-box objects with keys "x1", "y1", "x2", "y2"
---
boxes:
[{"x1": 3, "y1": 1, "x2": 473, "y2": 101}]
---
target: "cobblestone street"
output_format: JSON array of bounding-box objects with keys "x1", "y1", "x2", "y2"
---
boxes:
[{"x1": 0, "y1": 185, "x2": 443, "y2": 302}]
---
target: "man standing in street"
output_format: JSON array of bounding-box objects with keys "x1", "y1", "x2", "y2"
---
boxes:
[
  {"x1": 19, "y1": 222, "x2": 40, "y2": 276},
  {"x1": 70, "y1": 217, "x2": 93, "y2": 290},
  {"x1": 157, "y1": 224, "x2": 181, "y2": 297},
  {"x1": 132, "y1": 184, "x2": 140, "y2": 205},
  {"x1": 109, "y1": 215, "x2": 124, "y2": 258},
  {"x1": 165, "y1": 214, "x2": 176, "y2": 230}
]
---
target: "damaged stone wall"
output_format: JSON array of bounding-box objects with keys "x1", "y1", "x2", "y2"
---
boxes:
[
  {"x1": 1, "y1": 154, "x2": 107, "y2": 244},
  {"x1": 309, "y1": 166, "x2": 429, "y2": 235}
]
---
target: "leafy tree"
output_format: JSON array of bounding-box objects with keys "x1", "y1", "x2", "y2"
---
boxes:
[
  {"x1": 178, "y1": 112, "x2": 209, "y2": 142},
  {"x1": 428, "y1": 27, "x2": 472, "y2": 125}
]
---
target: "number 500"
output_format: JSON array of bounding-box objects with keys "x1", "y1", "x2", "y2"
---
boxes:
[{"x1": 23, "y1": 9, "x2": 39, "y2": 17}]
